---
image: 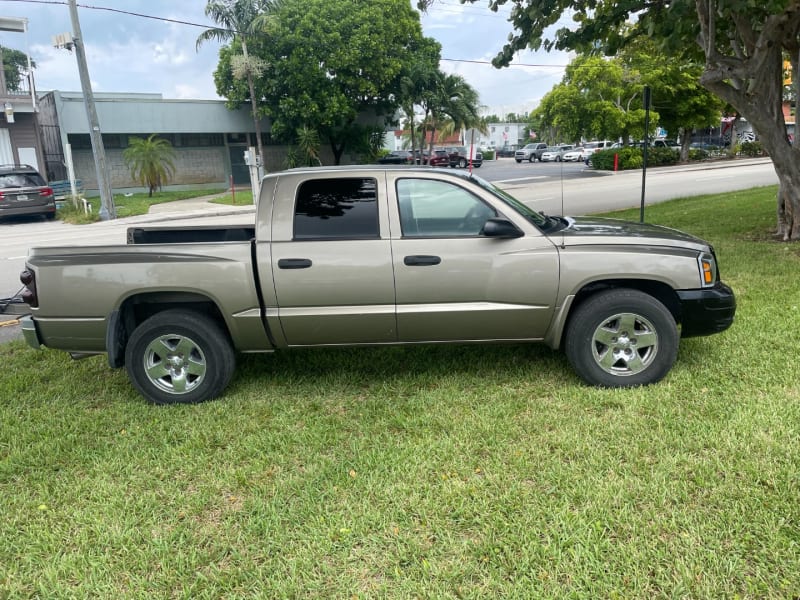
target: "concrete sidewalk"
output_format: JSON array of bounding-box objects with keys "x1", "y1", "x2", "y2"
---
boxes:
[{"x1": 122, "y1": 191, "x2": 256, "y2": 225}]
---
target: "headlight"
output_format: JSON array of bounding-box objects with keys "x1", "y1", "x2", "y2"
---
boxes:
[{"x1": 698, "y1": 251, "x2": 717, "y2": 287}]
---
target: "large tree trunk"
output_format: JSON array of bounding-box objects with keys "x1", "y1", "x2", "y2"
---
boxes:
[
  {"x1": 678, "y1": 127, "x2": 691, "y2": 162},
  {"x1": 696, "y1": 0, "x2": 800, "y2": 240}
]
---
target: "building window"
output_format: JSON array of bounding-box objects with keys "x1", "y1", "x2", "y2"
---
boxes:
[
  {"x1": 179, "y1": 133, "x2": 224, "y2": 147},
  {"x1": 294, "y1": 178, "x2": 379, "y2": 240},
  {"x1": 227, "y1": 133, "x2": 248, "y2": 144}
]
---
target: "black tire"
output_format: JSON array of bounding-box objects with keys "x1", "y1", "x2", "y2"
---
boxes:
[
  {"x1": 124, "y1": 309, "x2": 235, "y2": 404},
  {"x1": 564, "y1": 289, "x2": 678, "y2": 387},
  {"x1": 515, "y1": 159, "x2": 522, "y2": 163},
  {"x1": 458, "y1": 158, "x2": 467, "y2": 168},
  {"x1": 528, "y1": 155, "x2": 534, "y2": 163}
]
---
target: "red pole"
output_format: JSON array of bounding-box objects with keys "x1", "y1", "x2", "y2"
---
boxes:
[
  {"x1": 230, "y1": 174, "x2": 236, "y2": 205},
  {"x1": 613, "y1": 153, "x2": 619, "y2": 172}
]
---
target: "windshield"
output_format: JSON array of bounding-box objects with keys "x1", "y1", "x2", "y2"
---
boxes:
[
  {"x1": 468, "y1": 174, "x2": 557, "y2": 230},
  {"x1": 0, "y1": 173, "x2": 45, "y2": 188}
]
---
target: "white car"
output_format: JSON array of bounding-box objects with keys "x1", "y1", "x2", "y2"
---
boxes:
[
  {"x1": 541, "y1": 145, "x2": 574, "y2": 162},
  {"x1": 560, "y1": 148, "x2": 585, "y2": 162}
]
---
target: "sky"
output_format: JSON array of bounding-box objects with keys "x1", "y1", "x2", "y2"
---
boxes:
[{"x1": 0, "y1": 0, "x2": 573, "y2": 119}]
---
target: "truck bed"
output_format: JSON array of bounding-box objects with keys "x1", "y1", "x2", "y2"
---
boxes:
[{"x1": 127, "y1": 225, "x2": 256, "y2": 245}]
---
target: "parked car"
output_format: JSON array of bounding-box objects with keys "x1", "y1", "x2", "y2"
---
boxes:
[
  {"x1": 427, "y1": 149, "x2": 451, "y2": 167},
  {"x1": 515, "y1": 143, "x2": 548, "y2": 163},
  {"x1": 496, "y1": 146, "x2": 517, "y2": 158},
  {"x1": 580, "y1": 141, "x2": 616, "y2": 164},
  {"x1": 560, "y1": 148, "x2": 586, "y2": 162},
  {"x1": 378, "y1": 151, "x2": 414, "y2": 165},
  {"x1": 0, "y1": 164, "x2": 55, "y2": 221},
  {"x1": 540, "y1": 145, "x2": 574, "y2": 162},
  {"x1": 446, "y1": 146, "x2": 483, "y2": 168}
]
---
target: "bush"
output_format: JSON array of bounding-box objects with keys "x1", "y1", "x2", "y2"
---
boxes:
[
  {"x1": 739, "y1": 140, "x2": 764, "y2": 157},
  {"x1": 689, "y1": 148, "x2": 709, "y2": 161},
  {"x1": 591, "y1": 146, "x2": 680, "y2": 170},
  {"x1": 647, "y1": 147, "x2": 680, "y2": 167},
  {"x1": 482, "y1": 149, "x2": 496, "y2": 160}
]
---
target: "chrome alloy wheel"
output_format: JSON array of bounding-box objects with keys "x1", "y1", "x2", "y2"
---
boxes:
[
  {"x1": 143, "y1": 333, "x2": 207, "y2": 395},
  {"x1": 591, "y1": 312, "x2": 659, "y2": 377}
]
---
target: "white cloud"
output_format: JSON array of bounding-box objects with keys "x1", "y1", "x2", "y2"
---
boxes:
[{"x1": 20, "y1": 0, "x2": 561, "y2": 113}]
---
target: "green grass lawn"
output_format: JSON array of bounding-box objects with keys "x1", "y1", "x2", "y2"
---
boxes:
[
  {"x1": 58, "y1": 189, "x2": 227, "y2": 224},
  {"x1": 2, "y1": 185, "x2": 799, "y2": 598}
]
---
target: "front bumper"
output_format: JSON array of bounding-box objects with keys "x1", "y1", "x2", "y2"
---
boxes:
[{"x1": 677, "y1": 282, "x2": 736, "y2": 338}]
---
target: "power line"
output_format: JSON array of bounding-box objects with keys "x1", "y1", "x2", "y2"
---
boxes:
[
  {"x1": 0, "y1": 0, "x2": 229, "y2": 32},
  {"x1": 443, "y1": 57, "x2": 567, "y2": 68},
  {"x1": 2, "y1": 0, "x2": 569, "y2": 71}
]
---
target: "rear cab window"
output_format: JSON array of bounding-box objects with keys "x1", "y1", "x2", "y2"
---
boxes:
[{"x1": 293, "y1": 177, "x2": 379, "y2": 240}]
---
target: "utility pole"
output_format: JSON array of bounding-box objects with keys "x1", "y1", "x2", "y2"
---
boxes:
[{"x1": 67, "y1": 0, "x2": 115, "y2": 220}]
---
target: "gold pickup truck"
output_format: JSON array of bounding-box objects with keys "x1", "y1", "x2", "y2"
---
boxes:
[{"x1": 16, "y1": 167, "x2": 735, "y2": 404}]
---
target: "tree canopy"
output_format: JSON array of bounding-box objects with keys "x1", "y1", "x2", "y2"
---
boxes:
[
  {"x1": 419, "y1": 0, "x2": 800, "y2": 239},
  {"x1": 533, "y1": 43, "x2": 722, "y2": 156},
  {"x1": 214, "y1": 0, "x2": 431, "y2": 164},
  {"x1": 0, "y1": 45, "x2": 34, "y2": 92}
]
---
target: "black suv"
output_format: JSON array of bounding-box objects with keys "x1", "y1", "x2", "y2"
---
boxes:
[{"x1": 0, "y1": 164, "x2": 55, "y2": 221}]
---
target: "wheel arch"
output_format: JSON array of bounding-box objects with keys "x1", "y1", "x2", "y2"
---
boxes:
[
  {"x1": 107, "y1": 291, "x2": 229, "y2": 368},
  {"x1": 549, "y1": 279, "x2": 681, "y2": 350}
]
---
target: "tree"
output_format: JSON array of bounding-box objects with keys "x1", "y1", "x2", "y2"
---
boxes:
[
  {"x1": 215, "y1": 0, "x2": 430, "y2": 165},
  {"x1": 122, "y1": 135, "x2": 176, "y2": 197},
  {"x1": 0, "y1": 45, "x2": 34, "y2": 92},
  {"x1": 423, "y1": 72, "x2": 481, "y2": 154},
  {"x1": 197, "y1": 0, "x2": 279, "y2": 170},
  {"x1": 617, "y1": 38, "x2": 723, "y2": 161},
  {"x1": 419, "y1": 0, "x2": 800, "y2": 240},
  {"x1": 533, "y1": 55, "x2": 652, "y2": 144},
  {"x1": 397, "y1": 39, "x2": 442, "y2": 160}
]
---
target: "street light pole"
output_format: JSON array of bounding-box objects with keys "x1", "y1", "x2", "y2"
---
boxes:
[{"x1": 67, "y1": 0, "x2": 115, "y2": 220}]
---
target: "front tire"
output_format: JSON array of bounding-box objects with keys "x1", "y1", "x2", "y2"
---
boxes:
[
  {"x1": 125, "y1": 309, "x2": 235, "y2": 404},
  {"x1": 564, "y1": 289, "x2": 678, "y2": 387},
  {"x1": 458, "y1": 158, "x2": 467, "y2": 168}
]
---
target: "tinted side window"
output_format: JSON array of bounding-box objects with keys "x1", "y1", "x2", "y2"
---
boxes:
[{"x1": 294, "y1": 178, "x2": 379, "y2": 240}]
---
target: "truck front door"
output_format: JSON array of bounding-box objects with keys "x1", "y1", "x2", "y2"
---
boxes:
[{"x1": 389, "y1": 175, "x2": 559, "y2": 342}]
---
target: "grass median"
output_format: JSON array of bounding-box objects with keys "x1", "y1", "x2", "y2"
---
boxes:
[
  {"x1": 57, "y1": 189, "x2": 227, "y2": 224},
  {"x1": 2, "y1": 185, "x2": 799, "y2": 598}
]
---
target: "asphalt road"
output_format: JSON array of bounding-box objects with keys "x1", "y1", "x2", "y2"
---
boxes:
[{"x1": 0, "y1": 157, "x2": 778, "y2": 344}]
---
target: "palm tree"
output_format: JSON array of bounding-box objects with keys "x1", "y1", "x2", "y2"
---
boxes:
[
  {"x1": 197, "y1": 0, "x2": 279, "y2": 170},
  {"x1": 425, "y1": 72, "x2": 481, "y2": 155},
  {"x1": 122, "y1": 135, "x2": 176, "y2": 197}
]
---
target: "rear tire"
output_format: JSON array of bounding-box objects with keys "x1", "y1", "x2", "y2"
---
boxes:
[
  {"x1": 125, "y1": 309, "x2": 235, "y2": 404},
  {"x1": 458, "y1": 158, "x2": 467, "y2": 168},
  {"x1": 528, "y1": 155, "x2": 534, "y2": 163},
  {"x1": 564, "y1": 289, "x2": 678, "y2": 387}
]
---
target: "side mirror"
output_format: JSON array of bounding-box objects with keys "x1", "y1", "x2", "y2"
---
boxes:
[{"x1": 481, "y1": 218, "x2": 524, "y2": 238}]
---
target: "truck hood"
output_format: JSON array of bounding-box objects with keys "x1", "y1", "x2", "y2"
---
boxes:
[{"x1": 555, "y1": 216, "x2": 709, "y2": 250}]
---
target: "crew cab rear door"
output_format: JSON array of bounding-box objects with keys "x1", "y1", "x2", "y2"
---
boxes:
[
  {"x1": 388, "y1": 173, "x2": 559, "y2": 342},
  {"x1": 264, "y1": 171, "x2": 397, "y2": 346}
]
